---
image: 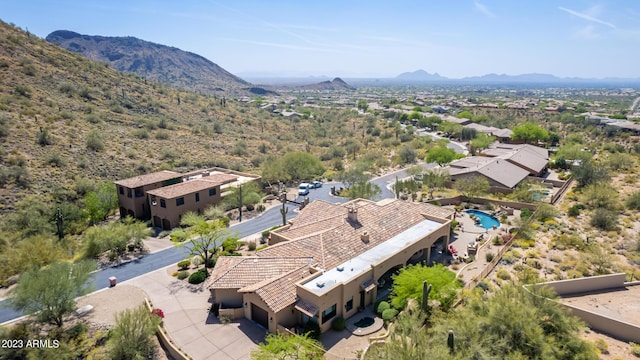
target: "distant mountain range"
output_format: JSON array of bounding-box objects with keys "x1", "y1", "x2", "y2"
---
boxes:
[
  {"x1": 46, "y1": 30, "x2": 275, "y2": 96},
  {"x1": 393, "y1": 69, "x2": 640, "y2": 84}
]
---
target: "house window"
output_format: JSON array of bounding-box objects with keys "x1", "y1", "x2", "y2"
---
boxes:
[
  {"x1": 176, "y1": 197, "x2": 185, "y2": 206},
  {"x1": 321, "y1": 304, "x2": 337, "y2": 324},
  {"x1": 345, "y1": 297, "x2": 353, "y2": 312},
  {"x1": 209, "y1": 188, "x2": 216, "y2": 196},
  {"x1": 160, "y1": 199, "x2": 166, "y2": 208},
  {"x1": 195, "y1": 192, "x2": 200, "y2": 202},
  {"x1": 119, "y1": 186, "x2": 124, "y2": 195},
  {"x1": 134, "y1": 188, "x2": 144, "y2": 198},
  {"x1": 127, "y1": 188, "x2": 132, "y2": 198}
]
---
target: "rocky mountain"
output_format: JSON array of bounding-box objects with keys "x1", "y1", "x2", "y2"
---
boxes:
[
  {"x1": 296, "y1": 77, "x2": 355, "y2": 91},
  {"x1": 46, "y1": 30, "x2": 274, "y2": 96},
  {"x1": 396, "y1": 69, "x2": 448, "y2": 82}
]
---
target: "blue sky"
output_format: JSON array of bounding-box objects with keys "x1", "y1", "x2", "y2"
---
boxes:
[{"x1": 3, "y1": 1, "x2": 640, "y2": 78}]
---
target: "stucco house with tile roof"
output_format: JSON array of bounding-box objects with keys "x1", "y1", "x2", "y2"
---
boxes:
[
  {"x1": 207, "y1": 198, "x2": 453, "y2": 333},
  {"x1": 481, "y1": 143, "x2": 549, "y2": 176},
  {"x1": 114, "y1": 167, "x2": 261, "y2": 229},
  {"x1": 448, "y1": 157, "x2": 530, "y2": 189}
]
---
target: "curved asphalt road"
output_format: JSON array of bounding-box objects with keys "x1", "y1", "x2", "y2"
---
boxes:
[{"x1": 0, "y1": 133, "x2": 466, "y2": 324}]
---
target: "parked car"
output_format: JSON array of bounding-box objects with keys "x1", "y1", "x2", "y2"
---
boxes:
[
  {"x1": 298, "y1": 183, "x2": 311, "y2": 196},
  {"x1": 312, "y1": 181, "x2": 323, "y2": 188}
]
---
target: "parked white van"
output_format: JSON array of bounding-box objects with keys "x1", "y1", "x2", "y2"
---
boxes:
[{"x1": 298, "y1": 183, "x2": 311, "y2": 196}]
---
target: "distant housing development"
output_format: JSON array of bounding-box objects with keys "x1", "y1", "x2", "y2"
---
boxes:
[
  {"x1": 448, "y1": 143, "x2": 550, "y2": 190},
  {"x1": 207, "y1": 198, "x2": 453, "y2": 333},
  {"x1": 114, "y1": 168, "x2": 261, "y2": 229}
]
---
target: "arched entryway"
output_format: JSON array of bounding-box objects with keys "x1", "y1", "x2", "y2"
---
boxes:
[{"x1": 376, "y1": 265, "x2": 402, "y2": 301}]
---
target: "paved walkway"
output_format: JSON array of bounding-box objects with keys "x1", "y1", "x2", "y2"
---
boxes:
[{"x1": 124, "y1": 267, "x2": 267, "y2": 360}]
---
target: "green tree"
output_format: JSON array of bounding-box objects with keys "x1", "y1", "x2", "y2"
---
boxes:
[
  {"x1": 357, "y1": 99, "x2": 369, "y2": 112},
  {"x1": 9, "y1": 260, "x2": 96, "y2": 327},
  {"x1": 398, "y1": 144, "x2": 418, "y2": 164},
  {"x1": 572, "y1": 160, "x2": 609, "y2": 188},
  {"x1": 279, "y1": 151, "x2": 325, "y2": 182},
  {"x1": 390, "y1": 264, "x2": 462, "y2": 311},
  {"x1": 222, "y1": 181, "x2": 264, "y2": 221},
  {"x1": 180, "y1": 216, "x2": 234, "y2": 267},
  {"x1": 108, "y1": 304, "x2": 161, "y2": 360},
  {"x1": 405, "y1": 164, "x2": 424, "y2": 179},
  {"x1": 437, "y1": 121, "x2": 463, "y2": 138},
  {"x1": 453, "y1": 175, "x2": 490, "y2": 199},
  {"x1": 84, "y1": 181, "x2": 118, "y2": 224},
  {"x1": 260, "y1": 155, "x2": 288, "y2": 184},
  {"x1": 418, "y1": 285, "x2": 598, "y2": 360},
  {"x1": 251, "y1": 333, "x2": 324, "y2": 360},
  {"x1": 0, "y1": 234, "x2": 67, "y2": 282},
  {"x1": 426, "y1": 146, "x2": 462, "y2": 166},
  {"x1": 469, "y1": 133, "x2": 495, "y2": 154},
  {"x1": 346, "y1": 181, "x2": 382, "y2": 200},
  {"x1": 422, "y1": 168, "x2": 448, "y2": 199},
  {"x1": 337, "y1": 165, "x2": 370, "y2": 189},
  {"x1": 510, "y1": 123, "x2": 549, "y2": 144}
]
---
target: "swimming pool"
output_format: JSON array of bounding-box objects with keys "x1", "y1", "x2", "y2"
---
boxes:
[
  {"x1": 465, "y1": 209, "x2": 500, "y2": 229},
  {"x1": 531, "y1": 189, "x2": 551, "y2": 201}
]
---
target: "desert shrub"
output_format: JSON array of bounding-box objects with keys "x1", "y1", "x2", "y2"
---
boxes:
[
  {"x1": 188, "y1": 268, "x2": 207, "y2": 284},
  {"x1": 331, "y1": 317, "x2": 346, "y2": 331},
  {"x1": 626, "y1": 191, "x2": 640, "y2": 210},
  {"x1": 176, "y1": 271, "x2": 189, "y2": 280},
  {"x1": 496, "y1": 269, "x2": 511, "y2": 280},
  {"x1": 303, "y1": 320, "x2": 321, "y2": 339},
  {"x1": 567, "y1": 205, "x2": 581, "y2": 217},
  {"x1": 248, "y1": 241, "x2": 256, "y2": 251},
  {"x1": 86, "y1": 129, "x2": 104, "y2": 151},
  {"x1": 593, "y1": 338, "x2": 608, "y2": 354},
  {"x1": 485, "y1": 252, "x2": 495, "y2": 262},
  {"x1": 590, "y1": 208, "x2": 618, "y2": 230},
  {"x1": 631, "y1": 342, "x2": 640, "y2": 357},
  {"x1": 381, "y1": 308, "x2": 399, "y2": 321},
  {"x1": 520, "y1": 208, "x2": 532, "y2": 219},
  {"x1": 177, "y1": 260, "x2": 190, "y2": 270},
  {"x1": 377, "y1": 301, "x2": 390, "y2": 315},
  {"x1": 205, "y1": 257, "x2": 217, "y2": 268}
]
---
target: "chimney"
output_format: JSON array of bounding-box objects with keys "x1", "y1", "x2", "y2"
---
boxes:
[
  {"x1": 202, "y1": 170, "x2": 210, "y2": 177},
  {"x1": 347, "y1": 207, "x2": 358, "y2": 223},
  {"x1": 361, "y1": 231, "x2": 370, "y2": 244}
]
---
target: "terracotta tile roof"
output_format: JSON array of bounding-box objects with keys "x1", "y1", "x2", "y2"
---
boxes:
[
  {"x1": 206, "y1": 256, "x2": 312, "y2": 290},
  {"x1": 259, "y1": 199, "x2": 452, "y2": 271},
  {"x1": 240, "y1": 265, "x2": 311, "y2": 312},
  {"x1": 114, "y1": 170, "x2": 181, "y2": 188},
  {"x1": 146, "y1": 174, "x2": 237, "y2": 199},
  {"x1": 449, "y1": 159, "x2": 529, "y2": 189}
]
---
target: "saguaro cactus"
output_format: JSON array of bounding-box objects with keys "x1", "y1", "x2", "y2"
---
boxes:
[
  {"x1": 421, "y1": 280, "x2": 432, "y2": 313},
  {"x1": 280, "y1": 201, "x2": 288, "y2": 226},
  {"x1": 447, "y1": 330, "x2": 455, "y2": 354}
]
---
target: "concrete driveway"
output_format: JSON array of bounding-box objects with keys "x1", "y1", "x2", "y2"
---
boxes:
[{"x1": 124, "y1": 267, "x2": 267, "y2": 360}]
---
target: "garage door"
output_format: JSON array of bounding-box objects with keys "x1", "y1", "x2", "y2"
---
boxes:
[{"x1": 251, "y1": 303, "x2": 269, "y2": 329}]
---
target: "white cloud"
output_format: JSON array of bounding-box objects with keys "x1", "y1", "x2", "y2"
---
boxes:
[
  {"x1": 474, "y1": 1, "x2": 496, "y2": 18},
  {"x1": 575, "y1": 25, "x2": 602, "y2": 40},
  {"x1": 559, "y1": 6, "x2": 616, "y2": 29}
]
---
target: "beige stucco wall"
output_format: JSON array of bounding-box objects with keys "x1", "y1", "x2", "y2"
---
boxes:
[
  {"x1": 212, "y1": 288, "x2": 243, "y2": 308},
  {"x1": 564, "y1": 304, "x2": 640, "y2": 343},
  {"x1": 243, "y1": 292, "x2": 277, "y2": 333},
  {"x1": 149, "y1": 186, "x2": 223, "y2": 229},
  {"x1": 290, "y1": 221, "x2": 451, "y2": 333},
  {"x1": 533, "y1": 273, "x2": 626, "y2": 296}
]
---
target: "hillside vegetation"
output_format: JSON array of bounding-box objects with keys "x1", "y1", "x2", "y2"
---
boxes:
[{"x1": 45, "y1": 30, "x2": 267, "y2": 96}]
